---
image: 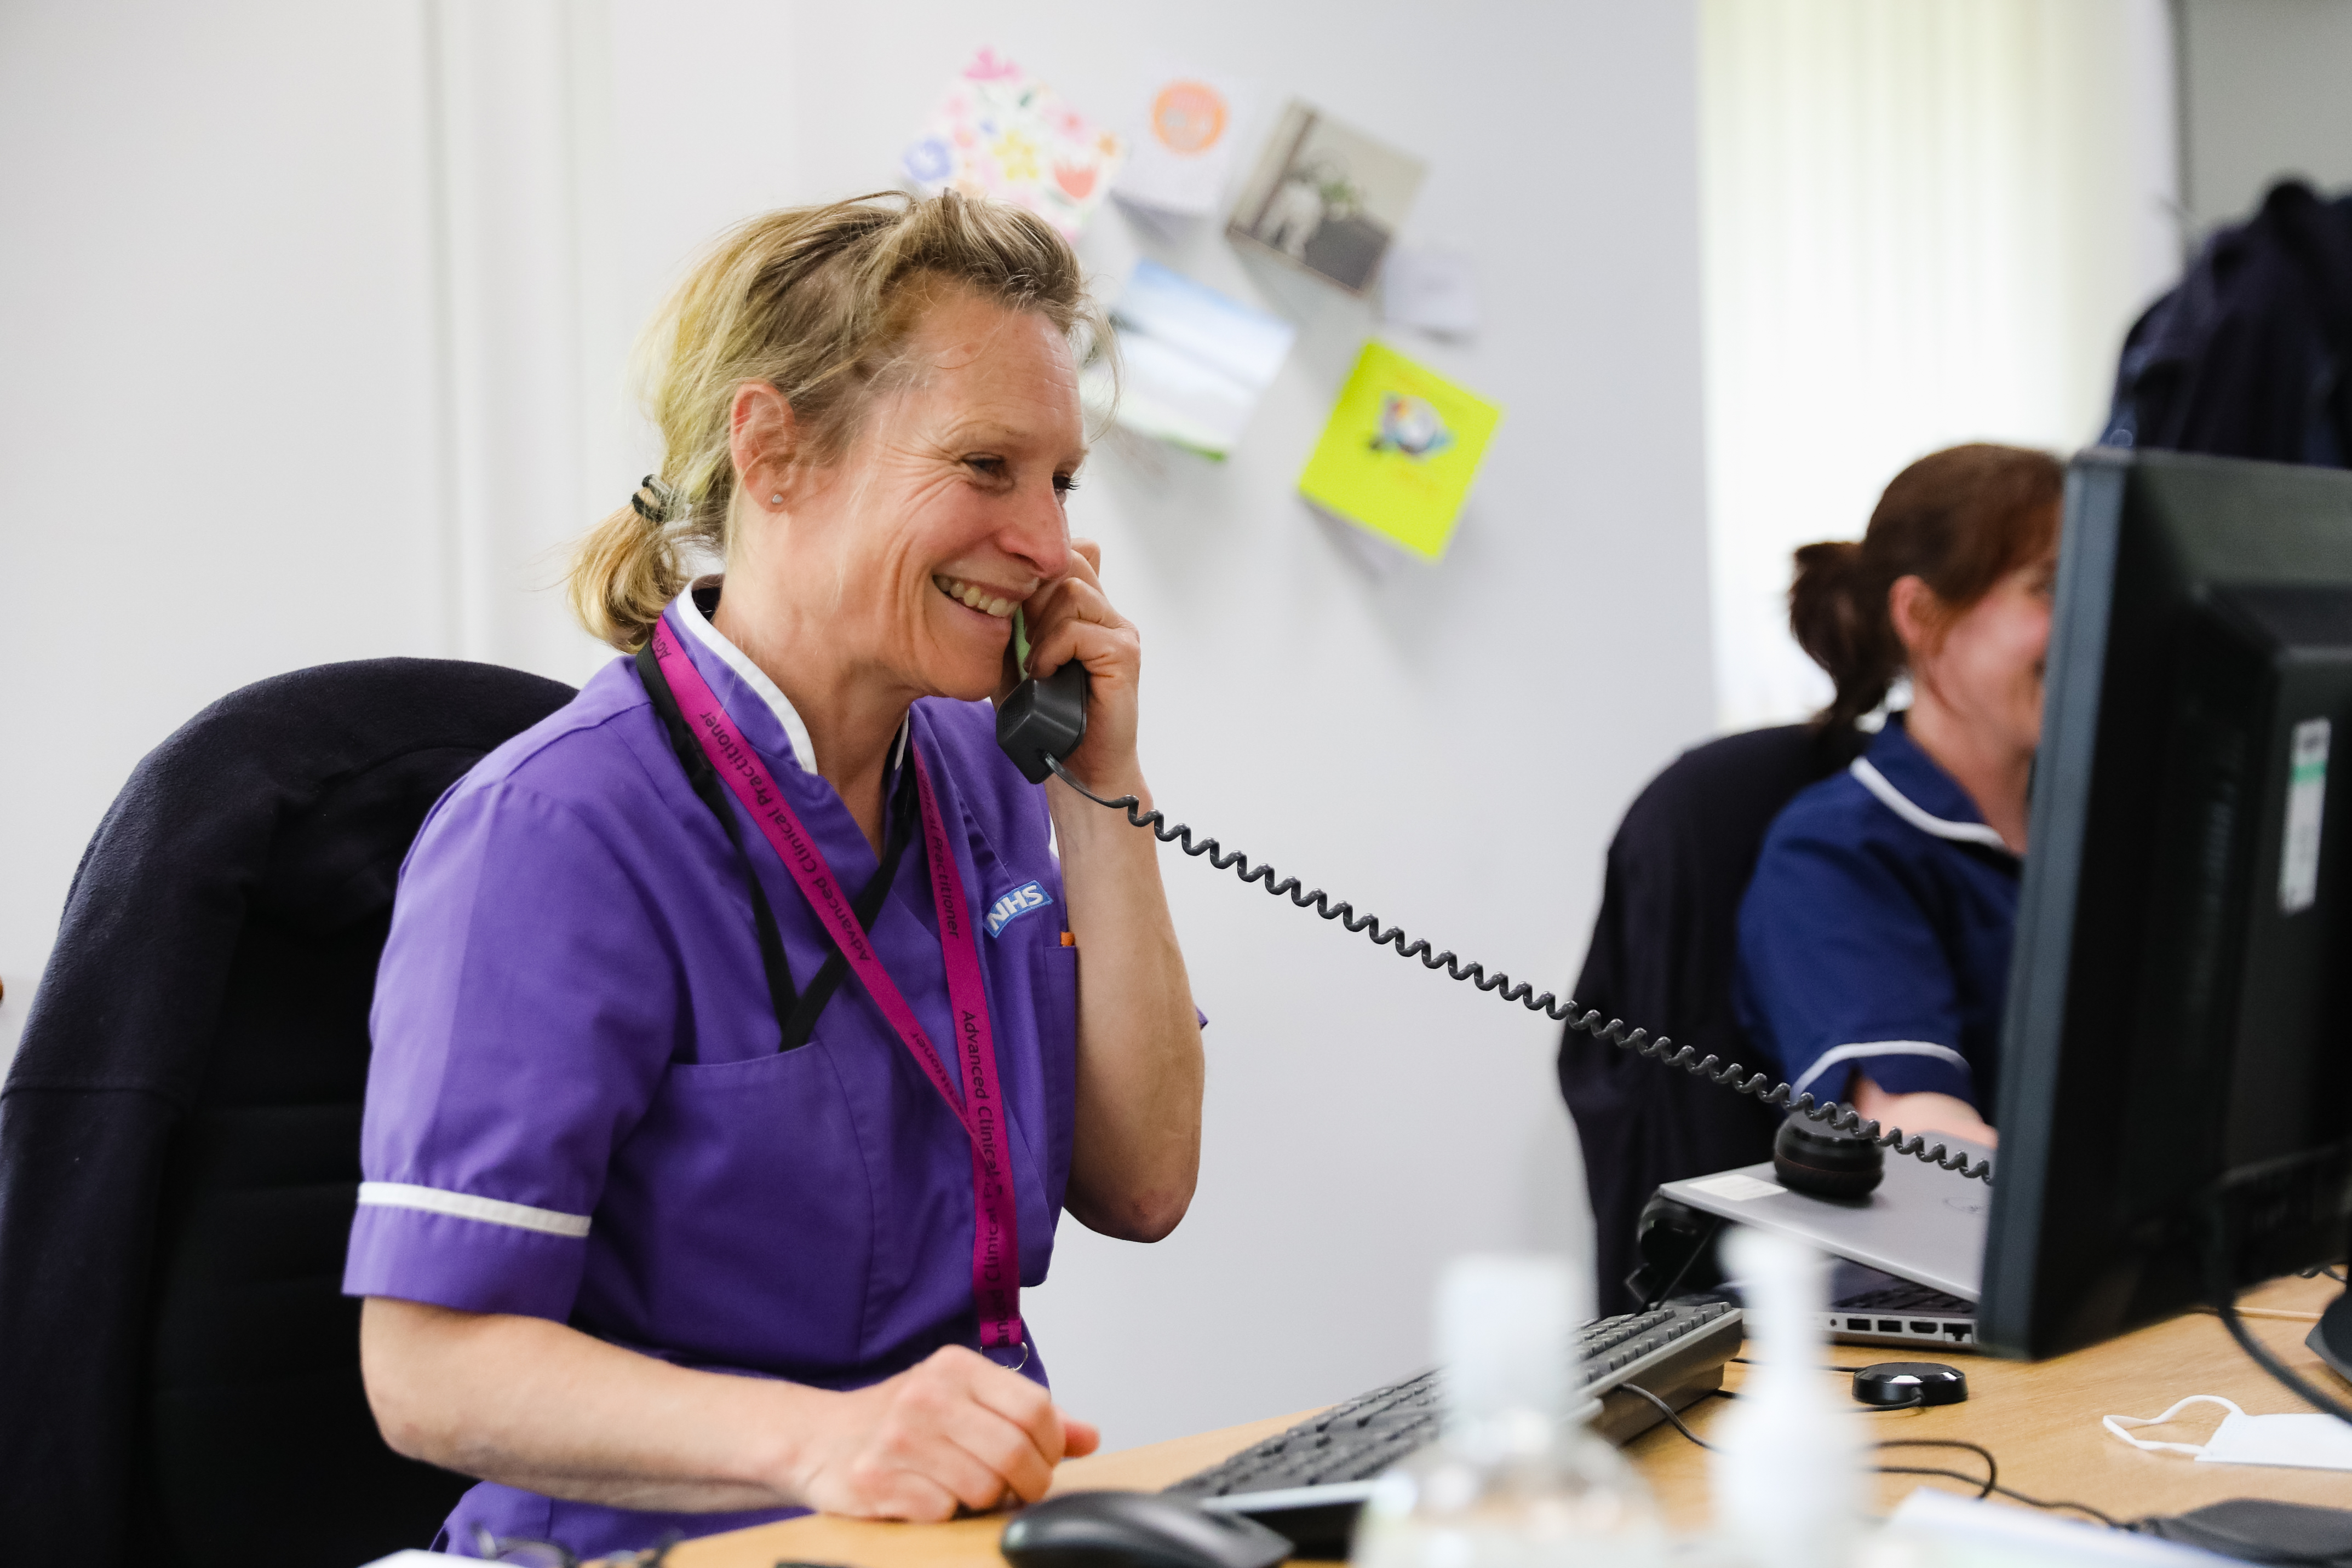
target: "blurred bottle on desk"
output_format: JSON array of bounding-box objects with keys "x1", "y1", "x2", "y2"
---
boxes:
[
  {"x1": 1352, "y1": 1253, "x2": 1666, "y2": 1568},
  {"x1": 1711, "y1": 1227, "x2": 1861, "y2": 1568}
]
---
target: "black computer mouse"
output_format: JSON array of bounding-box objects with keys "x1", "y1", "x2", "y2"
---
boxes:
[
  {"x1": 1853, "y1": 1361, "x2": 1969, "y2": 1408},
  {"x1": 1773, "y1": 1111, "x2": 1884, "y2": 1199},
  {"x1": 1002, "y1": 1490, "x2": 1293, "y2": 1568}
]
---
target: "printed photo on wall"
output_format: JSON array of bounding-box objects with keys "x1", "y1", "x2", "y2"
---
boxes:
[
  {"x1": 1227, "y1": 101, "x2": 1425, "y2": 296},
  {"x1": 1081, "y1": 260, "x2": 1296, "y2": 460}
]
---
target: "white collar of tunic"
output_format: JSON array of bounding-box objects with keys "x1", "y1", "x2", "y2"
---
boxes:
[
  {"x1": 1848, "y1": 756, "x2": 2013, "y2": 854},
  {"x1": 675, "y1": 575, "x2": 910, "y2": 777}
]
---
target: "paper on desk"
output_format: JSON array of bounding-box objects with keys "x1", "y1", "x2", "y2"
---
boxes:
[
  {"x1": 1877, "y1": 1487, "x2": 2235, "y2": 1566},
  {"x1": 1381, "y1": 248, "x2": 1480, "y2": 336},
  {"x1": 1114, "y1": 67, "x2": 1250, "y2": 217},
  {"x1": 1085, "y1": 260, "x2": 1295, "y2": 458}
]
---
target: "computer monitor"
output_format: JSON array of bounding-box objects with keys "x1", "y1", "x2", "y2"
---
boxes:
[{"x1": 1980, "y1": 447, "x2": 2352, "y2": 1360}]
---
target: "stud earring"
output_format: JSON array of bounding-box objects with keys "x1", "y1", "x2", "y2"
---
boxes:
[{"x1": 770, "y1": 493, "x2": 783, "y2": 506}]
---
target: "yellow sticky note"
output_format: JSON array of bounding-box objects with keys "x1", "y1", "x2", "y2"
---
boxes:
[{"x1": 1298, "y1": 341, "x2": 1502, "y2": 561}]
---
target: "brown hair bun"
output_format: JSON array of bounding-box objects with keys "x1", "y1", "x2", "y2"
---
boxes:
[{"x1": 1789, "y1": 443, "x2": 2064, "y2": 730}]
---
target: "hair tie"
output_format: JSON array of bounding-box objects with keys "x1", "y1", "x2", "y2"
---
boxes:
[{"x1": 630, "y1": 474, "x2": 679, "y2": 525}]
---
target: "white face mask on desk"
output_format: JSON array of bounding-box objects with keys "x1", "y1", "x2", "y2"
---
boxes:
[{"x1": 2104, "y1": 1395, "x2": 2352, "y2": 1471}]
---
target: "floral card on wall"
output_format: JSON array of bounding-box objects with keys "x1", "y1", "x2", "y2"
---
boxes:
[{"x1": 901, "y1": 49, "x2": 1125, "y2": 240}]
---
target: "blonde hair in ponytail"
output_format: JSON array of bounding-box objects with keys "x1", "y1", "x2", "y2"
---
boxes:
[{"x1": 567, "y1": 190, "x2": 1103, "y2": 651}]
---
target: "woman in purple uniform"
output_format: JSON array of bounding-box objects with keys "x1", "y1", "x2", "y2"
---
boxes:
[{"x1": 343, "y1": 193, "x2": 1206, "y2": 1555}]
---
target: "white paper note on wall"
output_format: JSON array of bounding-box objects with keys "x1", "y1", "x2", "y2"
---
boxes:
[
  {"x1": 1114, "y1": 68, "x2": 1249, "y2": 216},
  {"x1": 1380, "y1": 247, "x2": 1481, "y2": 335}
]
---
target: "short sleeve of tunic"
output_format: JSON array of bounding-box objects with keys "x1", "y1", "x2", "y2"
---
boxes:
[
  {"x1": 1733, "y1": 817, "x2": 1977, "y2": 1106},
  {"x1": 344, "y1": 768, "x2": 678, "y2": 1320}
]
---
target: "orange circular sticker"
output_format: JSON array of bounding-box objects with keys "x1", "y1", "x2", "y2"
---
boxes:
[{"x1": 1150, "y1": 81, "x2": 1227, "y2": 156}]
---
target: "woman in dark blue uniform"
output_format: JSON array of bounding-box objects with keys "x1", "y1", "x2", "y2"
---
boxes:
[{"x1": 1735, "y1": 444, "x2": 2063, "y2": 1147}]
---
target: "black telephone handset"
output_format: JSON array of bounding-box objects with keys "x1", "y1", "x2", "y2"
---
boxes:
[
  {"x1": 996, "y1": 662, "x2": 1089, "y2": 784},
  {"x1": 995, "y1": 606, "x2": 1089, "y2": 784}
]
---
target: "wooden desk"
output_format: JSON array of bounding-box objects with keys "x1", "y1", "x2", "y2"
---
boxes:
[
  {"x1": 1627, "y1": 1273, "x2": 2350, "y2": 1530},
  {"x1": 672, "y1": 1275, "x2": 2348, "y2": 1568}
]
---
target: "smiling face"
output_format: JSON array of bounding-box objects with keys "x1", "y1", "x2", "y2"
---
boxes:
[
  {"x1": 1908, "y1": 548, "x2": 2058, "y2": 757},
  {"x1": 745, "y1": 286, "x2": 1086, "y2": 703}
]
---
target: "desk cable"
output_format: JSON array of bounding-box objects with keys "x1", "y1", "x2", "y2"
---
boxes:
[
  {"x1": 1616, "y1": 1382, "x2": 2121, "y2": 1529},
  {"x1": 1046, "y1": 756, "x2": 1993, "y2": 1184},
  {"x1": 2200, "y1": 1196, "x2": 2352, "y2": 1428},
  {"x1": 2212, "y1": 1285, "x2": 2352, "y2": 1426}
]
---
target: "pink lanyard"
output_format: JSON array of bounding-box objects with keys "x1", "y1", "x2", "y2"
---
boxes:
[{"x1": 650, "y1": 621, "x2": 1024, "y2": 1353}]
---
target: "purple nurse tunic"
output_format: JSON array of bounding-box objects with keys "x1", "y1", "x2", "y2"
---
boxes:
[{"x1": 343, "y1": 582, "x2": 1078, "y2": 1554}]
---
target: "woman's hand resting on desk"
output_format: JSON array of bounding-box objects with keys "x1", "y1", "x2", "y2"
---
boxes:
[
  {"x1": 790, "y1": 1346, "x2": 1101, "y2": 1519},
  {"x1": 362, "y1": 1300, "x2": 1097, "y2": 1520},
  {"x1": 1850, "y1": 1076, "x2": 1998, "y2": 1149}
]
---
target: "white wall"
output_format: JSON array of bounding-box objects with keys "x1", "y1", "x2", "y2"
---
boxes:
[
  {"x1": 1, "y1": 3, "x2": 448, "y2": 1062},
  {"x1": 2177, "y1": 0, "x2": 2352, "y2": 234},
  {"x1": 1, "y1": 1, "x2": 1717, "y2": 1452}
]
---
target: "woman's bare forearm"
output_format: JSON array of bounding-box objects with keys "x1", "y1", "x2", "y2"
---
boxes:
[
  {"x1": 361, "y1": 1297, "x2": 802, "y2": 1510},
  {"x1": 1050, "y1": 766, "x2": 1204, "y2": 1242},
  {"x1": 361, "y1": 1300, "x2": 1095, "y2": 1519},
  {"x1": 1850, "y1": 1077, "x2": 1998, "y2": 1148}
]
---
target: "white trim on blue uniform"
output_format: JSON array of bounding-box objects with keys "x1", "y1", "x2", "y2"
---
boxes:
[
  {"x1": 676, "y1": 575, "x2": 910, "y2": 777},
  {"x1": 1791, "y1": 1040, "x2": 1975, "y2": 1098},
  {"x1": 357, "y1": 1181, "x2": 592, "y2": 1238},
  {"x1": 1848, "y1": 759, "x2": 2013, "y2": 853}
]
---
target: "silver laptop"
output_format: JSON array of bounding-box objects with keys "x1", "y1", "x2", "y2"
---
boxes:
[{"x1": 1657, "y1": 1136, "x2": 1990, "y2": 1351}]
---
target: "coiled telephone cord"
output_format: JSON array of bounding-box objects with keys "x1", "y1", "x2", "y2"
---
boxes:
[{"x1": 1045, "y1": 756, "x2": 1995, "y2": 1186}]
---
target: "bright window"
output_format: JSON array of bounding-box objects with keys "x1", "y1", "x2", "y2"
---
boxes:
[{"x1": 1700, "y1": 0, "x2": 2181, "y2": 728}]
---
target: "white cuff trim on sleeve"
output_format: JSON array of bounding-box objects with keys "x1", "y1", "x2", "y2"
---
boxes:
[
  {"x1": 357, "y1": 1181, "x2": 592, "y2": 1238},
  {"x1": 1791, "y1": 1040, "x2": 1972, "y2": 1098}
]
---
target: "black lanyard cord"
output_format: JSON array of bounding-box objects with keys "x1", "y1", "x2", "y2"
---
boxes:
[{"x1": 634, "y1": 642, "x2": 915, "y2": 1052}]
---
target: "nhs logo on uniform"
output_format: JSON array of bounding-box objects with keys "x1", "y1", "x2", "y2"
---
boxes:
[{"x1": 984, "y1": 881, "x2": 1053, "y2": 938}]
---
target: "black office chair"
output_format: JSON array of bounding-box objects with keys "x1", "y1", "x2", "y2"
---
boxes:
[
  {"x1": 0, "y1": 658, "x2": 575, "y2": 1567},
  {"x1": 1559, "y1": 722, "x2": 1868, "y2": 1315}
]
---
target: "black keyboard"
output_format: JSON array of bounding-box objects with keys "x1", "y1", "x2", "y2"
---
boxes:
[{"x1": 1164, "y1": 1297, "x2": 1742, "y2": 1554}]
